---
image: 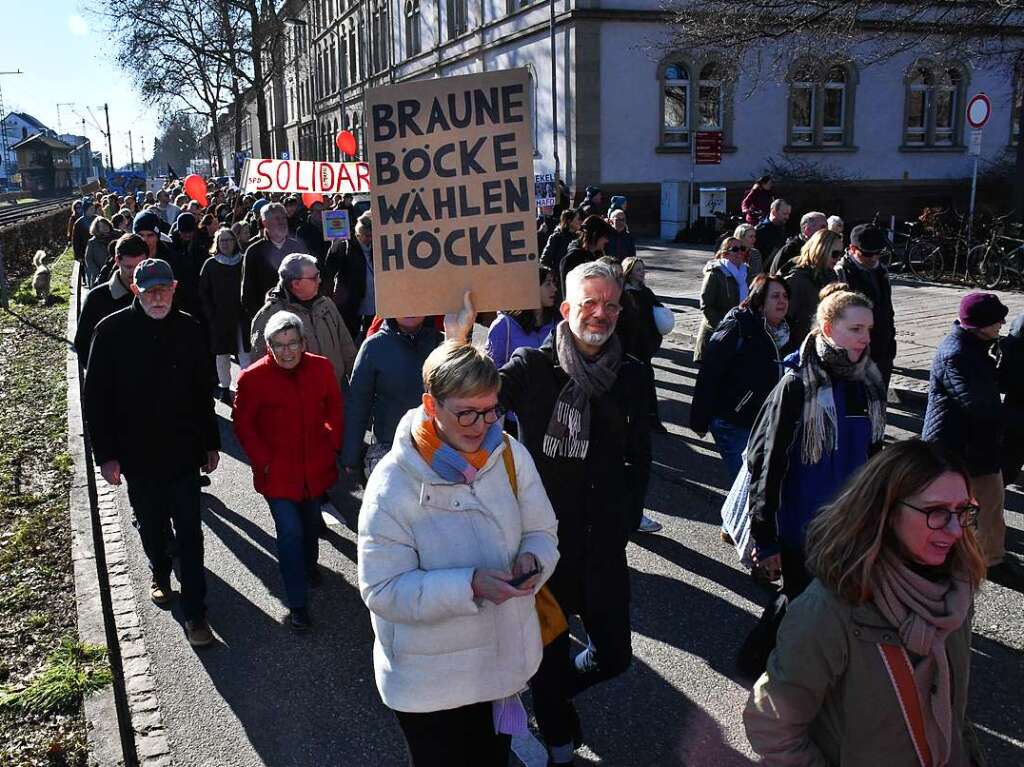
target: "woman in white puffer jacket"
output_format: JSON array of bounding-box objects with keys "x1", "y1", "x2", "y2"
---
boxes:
[{"x1": 358, "y1": 341, "x2": 559, "y2": 767}]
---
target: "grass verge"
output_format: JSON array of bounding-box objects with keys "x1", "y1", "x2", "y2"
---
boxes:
[{"x1": 0, "y1": 248, "x2": 104, "y2": 766}]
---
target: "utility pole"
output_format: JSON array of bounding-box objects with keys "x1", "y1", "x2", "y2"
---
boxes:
[
  {"x1": 128, "y1": 129, "x2": 135, "y2": 173},
  {"x1": 103, "y1": 103, "x2": 114, "y2": 178},
  {"x1": 549, "y1": 0, "x2": 560, "y2": 188},
  {"x1": 140, "y1": 135, "x2": 146, "y2": 176},
  {"x1": 0, "y1": 71, "x2": 24, "y2": 185}
]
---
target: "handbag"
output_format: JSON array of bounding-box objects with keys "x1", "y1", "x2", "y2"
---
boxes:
[
  {"x1": 501, "y1": 434, "x2": 569, "y2": 646},
  {"x1": 720, "y1": 452, "x2": 755, "y2": 568}
]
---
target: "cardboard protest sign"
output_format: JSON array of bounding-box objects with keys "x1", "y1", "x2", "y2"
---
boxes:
[
  {"x1": 535, "y1": 173, "x2": 556, "y2": 208},
  {"x1": 322, "y1": 209, "x2": 351, "y2": 240},
  {"x1": 365, "y1": 69, "x2": 540, "y2": 318},
  {"x1": 241, "y1": 158, "x2": 371, "y2": 195}
]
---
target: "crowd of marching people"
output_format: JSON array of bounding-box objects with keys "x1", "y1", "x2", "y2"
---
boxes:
[{"x1": 69, "y1": 172, "x2": 1024, "y2": 766}]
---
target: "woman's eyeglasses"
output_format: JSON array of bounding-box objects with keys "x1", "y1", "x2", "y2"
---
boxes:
[
  {"x1": 441, "y1": 403, "x2": 506, "y2": 427},
  {"x1": 900, "y1": 500, "x2": 980, "y2": 530}
]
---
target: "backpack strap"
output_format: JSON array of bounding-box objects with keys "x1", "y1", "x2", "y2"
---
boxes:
[{"x1": 877, "y1": 643, "x2": 933, "y2": 767}]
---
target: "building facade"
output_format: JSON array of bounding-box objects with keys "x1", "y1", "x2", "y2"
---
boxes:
[
  {"x1": 1, "y1": 111, "x2": 56, "y2": 187},
  {"x1": 11, "y1": 134, "x2": 74, "y2": 195},
  {"x1": 58, "y1": 133, "x2": 95, "y2": 186},
  {"x1": 245, "y1": 1, "x2": 1024, "y2": 234}
]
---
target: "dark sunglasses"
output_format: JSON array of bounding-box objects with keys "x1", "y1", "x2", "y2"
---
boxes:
[
  {"x1": 900, "y1": 499, "x2": 980, "y2": 530},
  {"x1": 728, "y1": 245, "x2": 748, "y2": 253}
]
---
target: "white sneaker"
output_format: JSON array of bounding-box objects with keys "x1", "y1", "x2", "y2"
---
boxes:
[{"x1": 636, "y1": 514, "x2": 663, "y2": 533}]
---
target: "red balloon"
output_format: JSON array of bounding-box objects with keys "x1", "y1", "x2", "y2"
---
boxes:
[
  {"x1": 335, "y1": 130, "x2": 357, "y2": 157},
  {"x1": 301, "y1": 192, "x2": 325, "y2": 208},
  {"x1": 183, "y1": 174, "x2": 208, "y2": 207}
]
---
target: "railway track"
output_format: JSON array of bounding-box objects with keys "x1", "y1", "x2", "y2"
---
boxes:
[{"x1": 0, "y1": 196, "x2": 76, "y2": 228}]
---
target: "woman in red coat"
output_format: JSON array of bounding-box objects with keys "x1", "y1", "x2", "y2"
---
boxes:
[
  {"x1": 233, "y1": 310, "x2": 343, "y2": 631},
  {"x1": 741, "y1": 175, "x2": 774, "y2": 226}
]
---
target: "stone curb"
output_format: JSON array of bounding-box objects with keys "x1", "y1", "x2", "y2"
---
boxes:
[{"x1": 67, "y1": 262, "x2": 173, "y2": 766}]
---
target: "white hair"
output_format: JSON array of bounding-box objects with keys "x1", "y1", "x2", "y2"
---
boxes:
[
  {"x1": 734, "y1": 223, "x2": 756, "y2": 240},
  {"x1": 263, "y1": 311, "x2": 305, "y2": 343},
  {"x1": 565, "y1": 260, "x2": 622, "y2": 301},
  {"x1": 279, "y1": 253, "x2": 318, "y2": 282},
  {"x1": 827, "y1": 215, "x2": 844, "y2": 231},
  {"x1": 801, "y1": 211, "x2": 827, "y2": 230},
  {"x1": 261, "y1": 201, "x2": 287, "y2": 222}
]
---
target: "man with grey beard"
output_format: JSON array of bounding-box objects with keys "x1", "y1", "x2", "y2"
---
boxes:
[{"x1": 495, "y1": 260, "x2": 652, "y2": 765}]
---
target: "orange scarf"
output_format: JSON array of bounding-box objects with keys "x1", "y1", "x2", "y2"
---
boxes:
[{"x1": 412, "y1": 416, "x2": 493, "y2": 481}]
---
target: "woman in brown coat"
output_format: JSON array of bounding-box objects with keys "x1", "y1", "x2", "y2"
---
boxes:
[
  {"x1": 745, "y1": 439, "x2": 987, "y2": 766},
  {"x1": 694, "y1": 237, "x2": 752, "y2": 362}
]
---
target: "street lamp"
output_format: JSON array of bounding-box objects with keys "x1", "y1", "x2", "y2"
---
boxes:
[{"x1": 283, "y1": 16, "x2": 317, "y2": 161}]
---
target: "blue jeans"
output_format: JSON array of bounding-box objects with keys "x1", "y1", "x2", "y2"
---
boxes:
[
  {"x1": 266, "y1": 498, "x2": 322, "y2": 610},
  {"x1": 709, "y1": 417, "x2": 751, "y2": 485}
]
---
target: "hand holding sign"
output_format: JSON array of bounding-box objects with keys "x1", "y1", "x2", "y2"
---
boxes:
[{"x1": 443, "y1": 290, "x2": 477, "y2": 342}]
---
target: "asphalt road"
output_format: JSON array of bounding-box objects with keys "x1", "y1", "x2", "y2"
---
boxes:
[{"x1": 112, "y1": 243, "x2": 1024, "y2": 766}]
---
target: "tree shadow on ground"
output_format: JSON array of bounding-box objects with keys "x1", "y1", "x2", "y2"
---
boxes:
[{"x1": 968, "y1": 632, "x2": 1024, "y2": 766}]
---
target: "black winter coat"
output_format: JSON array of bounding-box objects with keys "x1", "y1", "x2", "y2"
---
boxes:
[
  {"x1": 834, "y1": 255, "x2": 897, "y2": 377},
  {"x1": 922, "y1": 322, "x2": 1003, "y2": 475},
  {"x1": 297, "y1": 221, "x2": 330, "y2": 291},
  {"x1": 240, "y1": 234, "x2": 306, "y2": 344},
  {"x1": 624, "y1": 284, "x2": 665, "y2": 361},
  {"x1": 498, "y1": 332, "x2": 651, "y2": 612},
  {"x1": 769, "y1": 235, "x2": 805, "y2": 275},
  {"x1": 754, "y1": 221, "x2": 787, "y2": 266},
  {"x1": 998, "y1": 312, "x2": 1024, "y2": 428},
  {"x1": 539, "y1": 227, "x2": 575, "y2": 273},
  {"x1": 325, "y1": 237, "x2": 371, "y2": 340},
  {"x1": 559, "y1": 241, "x2": 599, "y2": 297},
  {"x1": 74, "y1": 271, "x2": 133, "y2": 362},
  {"x1": 198, "y1": 257, "x2": 243, "y2": 354},
  {"x1": 690, "y1": 307, "x2": 783, "y2": 434},
  {"x1": 83, "y1": 302, "x2": 220, "y2": 480},
  {"x1": 605, "y1": 231, "x2": 637, "y2": 263}
]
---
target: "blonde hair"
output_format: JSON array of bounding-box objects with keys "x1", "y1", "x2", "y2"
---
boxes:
[
  {"x1": 715, "y1": 237, "x2": 742, "y2": 260},
  {"x1": 733, "y1": 223, "x2": 756, "y2": 241},
  {"x1": 794, "y1": 229, "x2": 843, "y2": 274},
  {"x1": 816, "y1": 282, "x2": 873, "y2": 330},
  {"x1": 805, "y1": 439, "x2": 987, "y2": 604},
  {"x1": 422, "y1": 341, "x2": 500, "y2": 402}
]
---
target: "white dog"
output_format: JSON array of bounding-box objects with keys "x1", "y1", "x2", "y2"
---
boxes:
[{"x1": 31, "y1": 250, "x2": 51, "y2": 303}]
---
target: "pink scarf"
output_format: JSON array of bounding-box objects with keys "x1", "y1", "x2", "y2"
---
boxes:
[{"x1": 871, "y1": 550, "x2": 973, "y2": 765}]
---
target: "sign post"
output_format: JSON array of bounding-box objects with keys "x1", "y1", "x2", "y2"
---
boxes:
[{"x1": 965, "y1": 92, "x2": 991, "y2": 246}]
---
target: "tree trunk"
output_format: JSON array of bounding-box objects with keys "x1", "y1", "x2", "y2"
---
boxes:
[
  {"x1": 210, "y1": 113, "x2": 225, "y2": 175},
  {"x1": 248, "y1": 4, "x2": 272, "y2": 158}
]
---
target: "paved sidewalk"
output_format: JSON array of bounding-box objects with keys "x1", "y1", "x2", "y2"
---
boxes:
[{"x1": 641, "y1": 242, "x2": 1024, "y2": 400}]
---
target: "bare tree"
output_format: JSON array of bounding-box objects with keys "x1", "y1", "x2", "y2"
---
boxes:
[{"x1": 664, "y1": 0, "x2": 1024, "y2": 218}]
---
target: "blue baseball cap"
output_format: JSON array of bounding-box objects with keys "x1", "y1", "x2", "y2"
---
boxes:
[{"x1": 133, "y1": 259, "x2": 175, "y2": 292}]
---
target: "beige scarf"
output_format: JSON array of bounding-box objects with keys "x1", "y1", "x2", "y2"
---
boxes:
[{"x1": 871, "y1": 550, "x2": 973, "y2": 765}]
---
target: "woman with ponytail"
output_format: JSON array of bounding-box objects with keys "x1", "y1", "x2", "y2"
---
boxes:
[{"x1": 745, "y1": 283, "x2": 887, "y2": 599}]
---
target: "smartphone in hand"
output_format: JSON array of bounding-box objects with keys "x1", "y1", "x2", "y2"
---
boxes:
[{"x1": 507, "y1": 568, "x2": 540, "y2": 588}]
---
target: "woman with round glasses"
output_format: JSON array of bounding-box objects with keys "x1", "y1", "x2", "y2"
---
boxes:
[
  {"x1": 358, "y1": 341, "x2": 559, "y2": 766},
  {"x1": 745, "y1": 438, "x2": 986, "y2": 767},
  {"x1": 694, "y1": 237, "x2": 753, "y2": 362},
  {"x1": 233, "y1": 311, "x2": 343, "y2": 631}
]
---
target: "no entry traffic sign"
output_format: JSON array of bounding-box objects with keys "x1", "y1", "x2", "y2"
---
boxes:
[{"x1": 966, "y1": 93, "x2": 991, "y2": 130}]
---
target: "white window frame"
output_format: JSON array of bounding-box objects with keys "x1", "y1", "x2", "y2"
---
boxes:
[{"x1": 661, "y1": 63, "x2": 690, "y2": 147}]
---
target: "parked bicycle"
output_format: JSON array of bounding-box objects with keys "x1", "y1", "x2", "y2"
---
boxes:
[{"x1": 967, "y1": 216, "x2": 1024, "y2": 289}]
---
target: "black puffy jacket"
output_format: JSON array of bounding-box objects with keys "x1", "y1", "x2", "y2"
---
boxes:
[
  {"x1": 922, "y1": 322, "x2": 1003, "y2": 475},
  {"x1": 834, "y1": 255, "x2": 897, "y2": 376},
  {"x1": 690, "y1": 306, "x2": 783, "y2": 434}
]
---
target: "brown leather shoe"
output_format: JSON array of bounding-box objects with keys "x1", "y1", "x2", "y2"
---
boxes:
[
  {"x1": 185, "y1": 618, "x2": 214, "y2": 648},
  {"x1": 150, "y1": 579, "x2": 172, "y2": 605}
]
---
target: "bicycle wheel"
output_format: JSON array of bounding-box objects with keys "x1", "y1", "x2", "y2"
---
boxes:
[
  {"x1": 967, "y1": 244, "x2": 1003, "y2": 289},
  {"x1": 907, "y1": 239, "x2": 942, "y2": 281}
]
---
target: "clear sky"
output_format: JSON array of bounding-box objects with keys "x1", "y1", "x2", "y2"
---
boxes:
[{"x1": 3, "y1": 2, "x2": 160, "y2": 169}]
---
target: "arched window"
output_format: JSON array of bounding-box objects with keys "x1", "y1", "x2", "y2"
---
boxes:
[
  {"x1": 787, "y1": 59, "x2": 856, "y2": 148},
  {"x1": 903, "y1": 60, "x2": 968, "y2": 148},
  {"x1": 661, "y1": 61, "x2": 690, "y2": 147}
]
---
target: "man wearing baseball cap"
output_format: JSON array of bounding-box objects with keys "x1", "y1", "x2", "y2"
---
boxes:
[
  {"x1": 923, "y1": 291, "x2": 1009, "y2": 571},
  {"x1": 834, "y1": 223, "x2": 897, "y2": 385},
  {"x1": 83, "y1": 258, "x2": 221, "y2": 648}
]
